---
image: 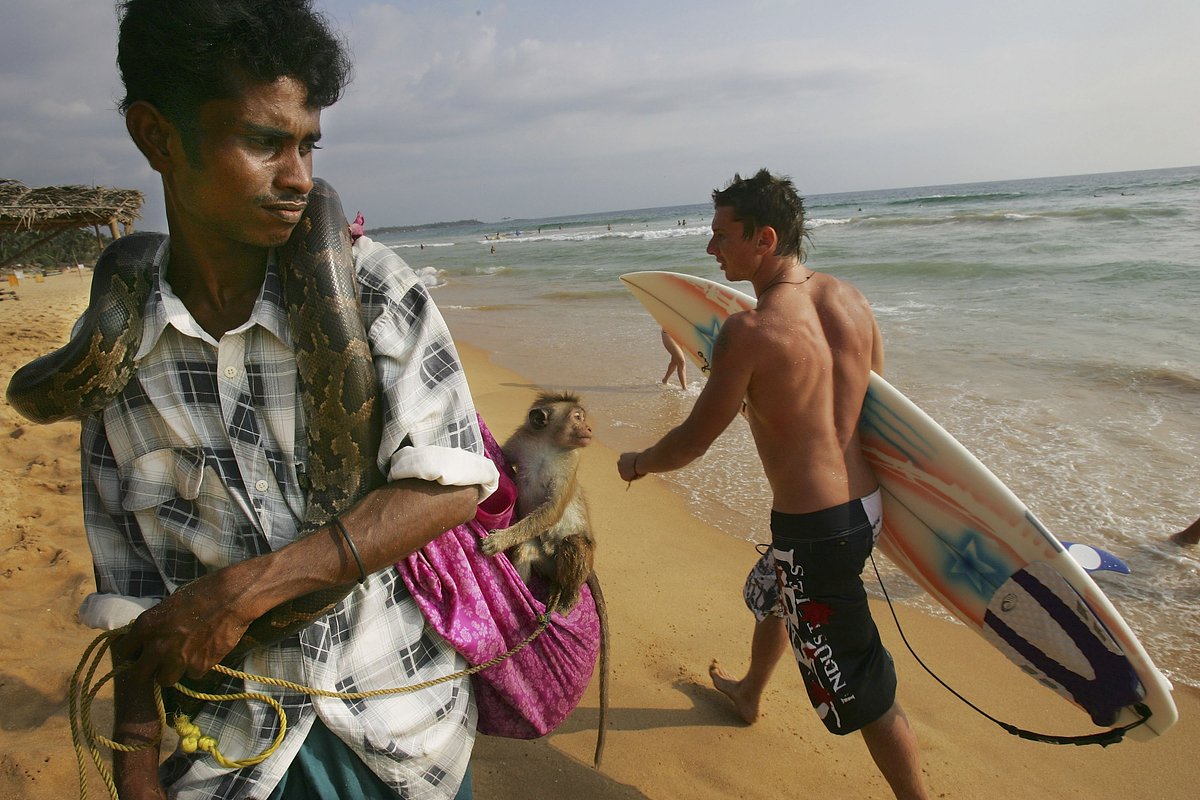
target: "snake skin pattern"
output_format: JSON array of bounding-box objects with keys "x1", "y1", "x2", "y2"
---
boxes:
[{"x1": 7, "y1": 179, "x2": 382, "y2": 658}]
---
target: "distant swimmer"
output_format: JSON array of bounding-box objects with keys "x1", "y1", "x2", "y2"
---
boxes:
[
  {"x1": 490, "y1": 244, "x2": 496, "y2": 255},
  {"x1": 1169, "y1": 517, "x2": 1200, "y2": 546}
]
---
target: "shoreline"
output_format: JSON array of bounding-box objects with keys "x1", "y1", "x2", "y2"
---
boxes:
[{"x1": 0, "y1": 272, "x2": 1196, "y2": 799}]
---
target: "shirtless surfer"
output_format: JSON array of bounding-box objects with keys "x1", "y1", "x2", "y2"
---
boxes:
[{"x1": 618, "y1": 169, "x2": 928, "y2": 799}]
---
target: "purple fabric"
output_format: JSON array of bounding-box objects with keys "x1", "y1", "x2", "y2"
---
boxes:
[{"x1": 395, "y1": 417, "x2": 601, "y2": 738}]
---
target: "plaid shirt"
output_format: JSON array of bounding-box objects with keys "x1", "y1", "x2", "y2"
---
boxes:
[{"x1": 80, "y1": 236, "x2": 497, "y2": 800}]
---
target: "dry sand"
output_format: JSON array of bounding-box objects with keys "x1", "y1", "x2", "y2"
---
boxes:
[{"x1": 1, "y1": 270, "x2": 1196, "y2": 799}]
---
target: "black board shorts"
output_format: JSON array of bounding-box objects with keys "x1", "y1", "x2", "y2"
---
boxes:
[{"x1": 769, "y1": 489, "x2": 897, "y2": 735}]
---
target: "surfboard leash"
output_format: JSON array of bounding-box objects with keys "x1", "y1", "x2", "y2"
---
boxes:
[{"x1": 867, "y1": 553, "x2": 1151, "y2": 747}]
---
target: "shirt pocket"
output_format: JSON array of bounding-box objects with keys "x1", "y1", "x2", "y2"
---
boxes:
[
  {"x1": 114, "y1": 447, "x2": 216, "y2": 581},
  {"x1": 119, "y1": 447, "x2": 207, "y2": 513}
]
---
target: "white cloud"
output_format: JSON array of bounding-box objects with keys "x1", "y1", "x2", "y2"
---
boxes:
[
  {"x1": 2, "y1": 1, "x2": 1197, "y2": 228},
  {"x1": 33, "y1": 98, "x2": 97, "y2": 121}
]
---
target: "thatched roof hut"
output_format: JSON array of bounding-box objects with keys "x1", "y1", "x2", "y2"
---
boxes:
[
  {"x1": 0, "y1": 179, "x2": 145, "y2": 270},
  {"x1": 0, "y1": 179, "x2": 143, "y2": 235}
]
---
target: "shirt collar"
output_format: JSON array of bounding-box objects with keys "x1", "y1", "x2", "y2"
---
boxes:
[{"x1": 135, "y1": 245, "x2": 291, "y2": 358}]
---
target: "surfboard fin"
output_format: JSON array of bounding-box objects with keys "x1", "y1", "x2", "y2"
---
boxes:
[{"x1": 1060, "y1": 541, "x2": 1131, "y2": 574}]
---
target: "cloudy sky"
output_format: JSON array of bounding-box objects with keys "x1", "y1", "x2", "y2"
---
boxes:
[{"x1": 3, "y1": 1, "x2": 1197, "y2": 230}]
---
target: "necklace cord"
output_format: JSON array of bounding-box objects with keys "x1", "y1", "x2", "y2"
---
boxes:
[{"x1": 758, "y1": 269, "x2": 815, "y2": 294}]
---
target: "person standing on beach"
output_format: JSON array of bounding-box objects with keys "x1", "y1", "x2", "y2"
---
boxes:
[
  {"x1": 618, "y1": 169, "x2": 928, "y2": 799},
  {"x1": 75, "y1": 2, "x2": 497, "y2": 798}
]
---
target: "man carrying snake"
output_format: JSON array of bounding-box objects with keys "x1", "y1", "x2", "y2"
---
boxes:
[{"x1": 71, "y1": 2, "x2": 498, "y2": 798}]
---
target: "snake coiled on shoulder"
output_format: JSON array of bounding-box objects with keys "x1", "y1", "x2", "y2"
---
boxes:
[{"x1": 7, "y1": 178, "x2": 381, "y2": 660}]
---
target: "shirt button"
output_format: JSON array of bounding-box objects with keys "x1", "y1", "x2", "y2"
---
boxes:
[
  {"x1": 255, "y1": 479, "x2": 269, "y2": 492},
  {"x1": 224, "y1": 366, "x2": 238, "y2": 378}
]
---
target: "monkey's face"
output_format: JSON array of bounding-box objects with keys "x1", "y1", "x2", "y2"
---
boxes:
[
  {"x1": 530, "y1": 401, "x2": 593, "y2": 450},
  {"x1": 560, "y1": 406, "x2": 593, "y2": 449}
]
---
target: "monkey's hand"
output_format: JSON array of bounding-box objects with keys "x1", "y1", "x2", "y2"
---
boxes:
[
  {"x1": 482, "y1": 516, "x2": 543, "y2": 556},
  {"x1": 480, "y1": 529, "x2": 515, "y2": 556}
]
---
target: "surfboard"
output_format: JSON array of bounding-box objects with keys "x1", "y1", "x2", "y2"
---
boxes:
[{"x1": 620, "y1": 270, "x2": 1176, "y2": 741}]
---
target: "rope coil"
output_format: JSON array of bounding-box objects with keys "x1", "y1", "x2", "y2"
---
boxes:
[{"x1": 69, "y1": 608, "x2": 555, "y2": 800}]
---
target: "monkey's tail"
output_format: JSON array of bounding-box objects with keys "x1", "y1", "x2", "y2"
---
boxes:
[{"x1": 586, "y1": 571, "x2": 609, "y2": 769}]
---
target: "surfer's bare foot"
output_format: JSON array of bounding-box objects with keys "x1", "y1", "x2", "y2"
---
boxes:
[
  {"x1": 1169, "y1": 517, "x2": 1200, "y2": 546},
  {"x1": 709, "y1": 659, "x2": 760, "y2": 724}
]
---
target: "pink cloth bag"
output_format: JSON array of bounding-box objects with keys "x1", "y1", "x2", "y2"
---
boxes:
[{"x1": 395, "y1": 417, "x2": 601, "y2": 738}]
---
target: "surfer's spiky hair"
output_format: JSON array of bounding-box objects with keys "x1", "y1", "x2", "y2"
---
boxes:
[{"x1": 713, "y1": 169, "x2": 811, "y2": 261}]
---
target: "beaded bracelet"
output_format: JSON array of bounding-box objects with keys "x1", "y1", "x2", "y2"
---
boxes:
[{"x1": 331, "y1": 515, "x2": 368, "y2": 585}]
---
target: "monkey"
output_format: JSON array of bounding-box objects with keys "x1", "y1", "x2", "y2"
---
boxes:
[
  {"x1": 480, "y1": 391, "x2": 610, "y2": 766},
  {"x1": 481, "y1": 391, "x2": 596, "y2": 611}
]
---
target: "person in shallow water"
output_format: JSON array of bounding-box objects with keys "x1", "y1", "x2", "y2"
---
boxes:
[{"x1": 660, "y1": 328, "x2": 688, "y2": 389}]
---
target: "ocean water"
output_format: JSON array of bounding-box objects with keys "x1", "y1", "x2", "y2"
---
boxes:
[{"x1": 374, "y1": 165, "x2": 1200, "y2": 690}]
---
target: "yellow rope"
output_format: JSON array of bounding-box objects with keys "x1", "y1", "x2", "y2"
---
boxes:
[{"x1": 69, "y1": 609, "x2": 555, "y2": 800}]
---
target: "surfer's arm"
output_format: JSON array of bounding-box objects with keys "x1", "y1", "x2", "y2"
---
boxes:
[{"x1": 620, "y1": 320, "x2": 752, "y2": 479}]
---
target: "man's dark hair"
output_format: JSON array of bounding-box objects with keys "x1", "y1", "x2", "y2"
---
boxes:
[
  {"x1": 712, "y1": 169, "x2": 810, "y2": 260},
  {"x1": 117, "y1": 0, "x2": 352, "y2": 156}
]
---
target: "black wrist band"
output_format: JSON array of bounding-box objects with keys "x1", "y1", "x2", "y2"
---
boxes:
[{"x1": 331, "y1": 515, "x2": 368, "y2": 585}]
